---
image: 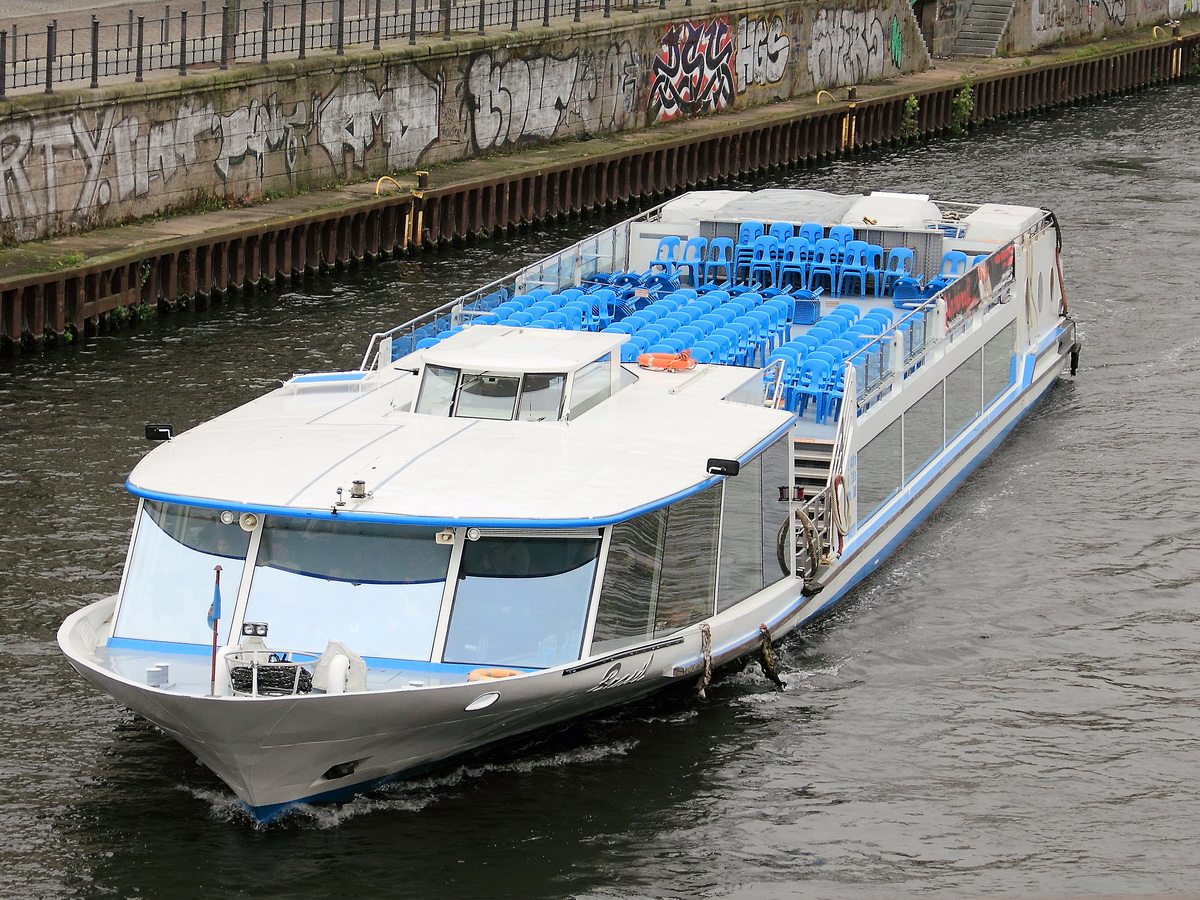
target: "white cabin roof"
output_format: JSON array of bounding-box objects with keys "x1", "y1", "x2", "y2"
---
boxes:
[{"x1": 129, "y1": 327, "x2": 793, "y2": 525}]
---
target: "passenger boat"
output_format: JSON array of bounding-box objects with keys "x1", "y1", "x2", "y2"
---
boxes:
[{"x1": 58, "y1": 188, "x2": 1081, "y2": 821}]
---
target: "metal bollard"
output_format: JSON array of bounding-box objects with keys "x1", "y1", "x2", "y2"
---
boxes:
[
  {"x1": 337, "y1": 0, "x2": 345, "y2": 54},
  {"x1": 409, "y1": 0, "x2": 417, "y2": 43},
  {"x1": 542, "y1": 0, "x2": 550, "y2": 27},
  {"x1": 375, "y1": 0, "x2": 383, "y2": 48},
  {"x1": 477, "y1": 0, "x2": 485, "y2": 35},
  {"x1": 179, "y1": 10, "x2": 188, "y2": 75},
  {"x1": 574, "y1": 0, "x2": 581, "y2": 22},
  {"x1": 603, "y1": 0, "x2": 610, "y2": 18},
  {"x1": 90, "y1": 16, "x2": 99, "y2": 88},
  {"x1": 510, "y1": 0, "x2": 518, "y2": 31}
]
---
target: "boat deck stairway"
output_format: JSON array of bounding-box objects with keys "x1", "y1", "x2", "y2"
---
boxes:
[{"x1": 794, "y1": 438, "x2": 834, "y2": 499}]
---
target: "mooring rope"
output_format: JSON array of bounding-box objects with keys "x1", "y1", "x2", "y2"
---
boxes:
[
  {"x1": 759, "y1": 623, "x2": 785, "y2": 690},
  {"x1": 697, "y1": 623, "x2": 713, "y2": 699}
]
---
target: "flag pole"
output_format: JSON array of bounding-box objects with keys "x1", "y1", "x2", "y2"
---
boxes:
[{"x1": 209, "y1": 564, "x2": 223, "y2": 697}]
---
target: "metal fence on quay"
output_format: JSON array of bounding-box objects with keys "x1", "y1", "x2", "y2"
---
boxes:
[{"x1": 0, "y1": 0, "x2": 685, "y2": 97}]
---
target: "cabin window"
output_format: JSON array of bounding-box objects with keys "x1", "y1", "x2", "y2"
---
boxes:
[
  {"x1": 114, "y1": 501, "x2": 250, "y2": 646},
  {"x1": 903, "y1": 382, "x2": 945, "y2": 482},
  {"x1": 443, "y1": 536, "x2": 601, "y2": 668},
  {"x1": 945, "y1": 349, "x2": 984, "y2": 438},
  {"x1": 591, "y1": 509, "x2": 666, "y2": 654},
  {"x1": 593, "y1": 485, "x2": 722, "y2": 654},
  {"x1": 717, "y1": 436, "x2": 791, "y2": 611},
  {"x1": 414, "y1": 364, "x2": 459, "y2": 416},
  {"x1": 517, "y1": 373, "x2": 567, "y2": 422},
  {"x1": 456, "y1": 373, "x2": 522, "y2": 420},
  {"x1": 569, "y1": 354, "x2": 612, "y2": 419},
  {"x1": 983, "y1": 323, "x2": 1015, "y2": 406},
  {"x1": 856, "y1": 419, "x2": 902, "y2": 520},
  {"x1": 243, "y1": 519, "x2": 451, "y2": 660}
]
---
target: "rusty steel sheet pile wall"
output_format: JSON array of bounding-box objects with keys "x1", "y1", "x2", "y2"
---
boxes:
[
  {"x1": 0, "y1": 0, "x2": 928, "y2": 245},
  {"x1": 1, "y1": 29, "x2": 1197, "y2": 350}
]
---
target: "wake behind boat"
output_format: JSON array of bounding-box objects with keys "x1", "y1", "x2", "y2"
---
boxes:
[{"x1": 58, "y1": 188, "x2": 1080, "y2": 820}]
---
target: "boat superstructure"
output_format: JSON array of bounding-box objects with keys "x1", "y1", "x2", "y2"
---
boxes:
[{"x1": 59, "y1": 189, "x2": 1079, "y2": 820}]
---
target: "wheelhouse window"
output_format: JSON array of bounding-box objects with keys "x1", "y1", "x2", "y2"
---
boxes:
[
  {"x1": 244, "y1": 518, "x2": 451, "y2": 660},
  {"x1": 443, "y1": 535, "x2": 600, "y2": 668},
  {"x1": 569, "y1": 354, "x2": 612, "y2": 419},
  {"x1": 456, "y1": 373, "x2": 521, "y2": 420},
  {"x1": 114, "y1": 501, "x2": 251, "y2": 646},
  {"x1": 414, "y1": 366, "x2": 568, "y2": 421},
  {"x1": 414, "y1": 364, "x2": 458, "y2": 416}
]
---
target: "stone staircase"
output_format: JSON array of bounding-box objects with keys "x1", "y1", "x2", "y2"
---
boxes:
[{"x1": 950, "y1": 0, "x2": 1017, "y2": 57}]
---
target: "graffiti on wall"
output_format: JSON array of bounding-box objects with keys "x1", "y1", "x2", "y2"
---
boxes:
[
  {"x1": 808, "y1": 9, "x2": 900, "y2": 89},
  {"x1": 580, "y1": 41, "x2": 642, "y2": 133},
  {"x1": 460, "y1": 43, "x2": 641, "y2": 149},
  {"x1": 1033, "y1": 0, "x2": 1130, "y2": 38},
  {"x1": 735, "y1": 15, "x2": 791, "y2": 93},
  {"x1": 212, "y1": 94, "x2": 307, "y2": 181},
  {"x1": 463, "y1": 53, "x2": 580, "y2": 151},
  {"x1": 0, "y1": 101, "x2": 215, "y2": 237},
  {"x1": 648, "y1": 18, "x2": 737, "y2": 122},
  {"x1": 317, "y1": 69, "x2": 442, "y2": 173}
]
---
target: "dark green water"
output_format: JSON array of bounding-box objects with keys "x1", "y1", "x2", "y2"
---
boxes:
[{"x1": 2, "y1": 81, "x2": 1199, "y2": 898}]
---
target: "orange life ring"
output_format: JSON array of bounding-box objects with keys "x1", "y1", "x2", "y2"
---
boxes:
[
  {"x1": 467, "y1": 668, "x2": 524, "y2": 681},
  {"x1": 637, "y1": 350, "x2": 696, "y2": 372}
]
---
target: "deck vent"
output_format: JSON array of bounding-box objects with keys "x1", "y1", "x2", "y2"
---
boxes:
[{"x1": 706, "y1": 458, "x2": 741, "y2": 476}]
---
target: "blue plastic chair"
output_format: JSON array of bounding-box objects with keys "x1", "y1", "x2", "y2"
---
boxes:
[
  {"x1": 837, "y1": 241, "x2": 874, "y2": 296},
  {"x1": 828, "y1": 224, "x2": 855, "y2": 249},
  {"x1": 807, "y1": 238, "x2": 842, "y2": 294},
  {"x1": 785, "y1": 334, "x2": 821, "y2": 355},
  {"x1": 794, "y1": 357, "x2": 832, "y2": 418},
  {"x1": 769, "y1": 222, "x2": 795, "y2": 243},
  {"x1": 880, "y1": 248, "x2": 916, "y2": 296},
  {"x1": 747, "y1": 236, "x2": 781, "y2": 288},
  {"x1": 806, "y1": 325, "x2": 837, "y2": 345},
  {"x1": 704, "y1": 237, "x2": 736, "y2": 286},
  {"x1": 734, "y1": 221, "x2": 765, "y2": 283},
  {"x1": 891, "y1": 276, "x2": 925, "y2": 307},
  {"x1": 689, "y1": 345, "x2": 714, "y2": 364},
  {"x1": 675, "y1": 237, "x2": 708, "y2": 286},
  {"x1": 778, "y1": 237, "x2": 812, "y2": 291},
  {"x1": 648, "y1": 236, "x2": 682, "y2": 276},
  {"x1": 798, "y1": 222, "x2": 824, "y2": 245}
]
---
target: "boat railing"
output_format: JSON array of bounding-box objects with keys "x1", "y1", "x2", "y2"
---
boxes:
[
  {"x1": 849, "y1": 299, "x2": 941, "y2": 411},
  {"x1": 796, "y1": 485, "x2": 838, "y2": 577},
  {"x1": 358, "y1": 207, "x2": 667, "y2": 370},
  {"x1": 226, "y1": 649, "x2": 316, "y2": 697}
]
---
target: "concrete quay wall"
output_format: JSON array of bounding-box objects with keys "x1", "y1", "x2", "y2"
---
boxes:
[{"x1": 0, "y1": 0, "x2": 929, "y2": 245}]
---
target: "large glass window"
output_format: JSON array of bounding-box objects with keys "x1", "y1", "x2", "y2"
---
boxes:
[
  {"x1": 443, "y1": 536, "x2": 600, "y2": 668},
  {"x1": 903, "y1": 383, "x2": 945, "y2": 482},
  {"x1": 983, "y1": 323, "x2": 1014, "y2": 407},
  {"x1": 593, "y1": 485, "x2": 722, "y2": 654},
  {"x1": 856, "y1": 419, "x2": 902, "y2": 520},
  {"x1": 114, "y1": 501, "x2": 250, "y2": 646},
  {"x1": 592, "y1": 510, "x2": 666, "y2": 655},
  {"x1": 655, "y1": 487, "x2": 720, "y2": 632},
  {"x1": 718, "y1": 455, "x2": 764, "y2": 609},
  {"x1": 244, "y1": 518, "x2": 451, "y2": 660},
  {"x1": 945, "y1": 349, "x2": 984, "y2": 438}
]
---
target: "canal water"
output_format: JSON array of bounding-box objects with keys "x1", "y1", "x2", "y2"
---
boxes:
[{"x1": 2, "y1": 80, "x2": 1199, "y2": 899}]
